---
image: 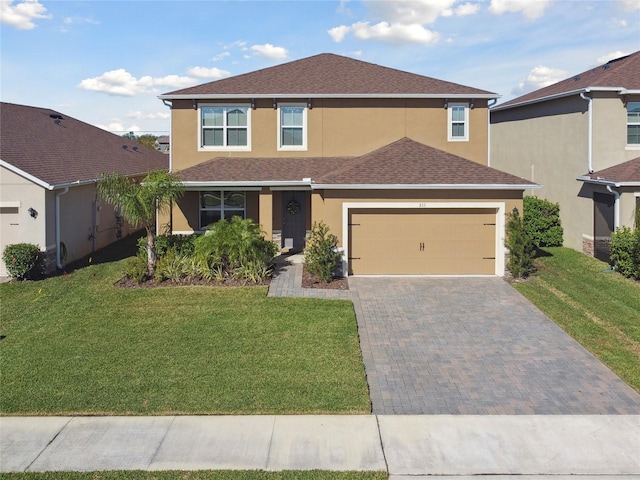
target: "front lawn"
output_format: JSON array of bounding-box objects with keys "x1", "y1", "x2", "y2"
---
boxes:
[
  {"x1": 0, "y1": 248, "x2": 370, "y2": 415},
  {"x1": 513, "y1": 247, "x2": 640, "y2": 392}
]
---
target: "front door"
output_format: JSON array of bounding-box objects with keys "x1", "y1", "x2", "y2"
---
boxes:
[{"x1": 282, "y1": 191, "x2": 306, "y2": 250}]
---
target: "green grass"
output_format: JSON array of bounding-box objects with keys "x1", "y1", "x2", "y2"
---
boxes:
[
  {"x1": 0, "y1": 472, "x2": 387, "y2": 480},
  {"x1": 0, "y1": 238, "x2": 370, "y2": 416},
  {"x1": 513, "y1": 247, "x2": 640, "y2": 392}
]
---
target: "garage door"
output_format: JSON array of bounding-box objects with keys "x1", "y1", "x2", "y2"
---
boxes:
[{"x1": 349, "y1": 208, "x2": 497, "y2": 275}]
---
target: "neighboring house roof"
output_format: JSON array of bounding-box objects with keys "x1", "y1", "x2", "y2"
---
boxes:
[
  {"x1": 494, "y1": 51, "x2": 640, "y2": 110},
  {"x1": 179, "y1": 137, "x2": 536, "y2": 190},
  {"x1": 0, "y1": 102, "x2": 169, "y2": 189},
  {"x1": 160, "y1": 53, "x2": 498, "y2": 99},
  {"x1": 157, "y1": 136, "x2": 170, "y2": 144},
  {"x1": 578, "y1": 157, "x2": 640, "y2": 187}
]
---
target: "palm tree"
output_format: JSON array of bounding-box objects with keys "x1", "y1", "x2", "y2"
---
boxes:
[{"x1": 97, "y1": 170, "x2": 184, "y2": 278}]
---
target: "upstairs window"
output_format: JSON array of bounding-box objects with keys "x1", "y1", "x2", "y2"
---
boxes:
[
  {"x1": 627, "y1": 101, "x2": 640, "y2": 145},
  {"x1": 199, "y1": 191, "x2": 246, "y2": 229},
  {"x1": 200, "y1": 105, "x2": 251, "y2": 151},
  {"x1": 448, "y1": 103, "x2": 469, "y2": 142},
  {"x1": 278, "y1": 103, "x2": 307, "y2": 150}
]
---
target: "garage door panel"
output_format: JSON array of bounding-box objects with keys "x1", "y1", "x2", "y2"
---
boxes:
[{"x1": 349, "y1": 209, "x2": 496, "y2": 275}]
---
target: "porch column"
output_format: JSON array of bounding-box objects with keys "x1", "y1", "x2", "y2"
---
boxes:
[{"x1": 259, "y1": 188, "x2": 273, "y2": 240}]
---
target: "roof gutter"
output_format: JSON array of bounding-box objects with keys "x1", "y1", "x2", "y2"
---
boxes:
[
  {"x1": 491, "y1": 86, "x2": 632, "y2": 112},
  {"x1": 158, "y1": 93, "x2": 500, "y2": 101},
  {"x1": 577, "y1": 175, "x2": 640, "y2": 188},
  {"x1": 310, "y1": 183, "x2": 541, "y2": 190}
]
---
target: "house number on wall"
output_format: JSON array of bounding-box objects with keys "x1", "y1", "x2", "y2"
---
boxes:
[{"x1": 418, "y1": 203, "x2": 428, "y2": 208}]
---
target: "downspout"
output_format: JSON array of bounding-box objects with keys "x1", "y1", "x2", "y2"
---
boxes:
[
  {"x1": 580, "y1": 90, "x2": 593, "y2": 173},
  {"x1": 487, "y1": 98, "x2": 498, "y2": 167},
  {"x1": 162, "y1": 99, "x2": 173, "y2": 173},
  {"x1": 55, "y1": 187, "x2": 69, "y2": 269},
  {"x1": 606, "y1": 185, "x2": 620, "y2": 230}
]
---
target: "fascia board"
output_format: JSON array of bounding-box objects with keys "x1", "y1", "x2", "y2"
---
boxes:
[
  {"x1": 181, "y1": 181, "x2": 311, "y2": 189},
  {"x1": 1, "y1": 159, "x2": 52, "y2": 190},
  {"x1": 158, "y1": 93, "x2": 500, "y2": 101},
  {"x1": 311, "y1": 183, "x2": 541, "y2": 190},
  {"x1": 577, "y1": 176, "x2": 640, "y2": 188}
]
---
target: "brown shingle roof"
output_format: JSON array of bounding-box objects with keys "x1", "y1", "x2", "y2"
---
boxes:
[
  {"x1": 496, "y1": 51, "x2": 640, "y2": 109},
  {"x1": 583, "y1": 157, "x2": 640, "y2": 184},
  {"x1": 179, "y1": 137, "x2": 534, "y2": 188},
  {"x1": 0, "y1": 102, "x2": 169, "y2": 187},
  {"x1": 161, "y1": 53, "x2": 497, "y2": 98}
]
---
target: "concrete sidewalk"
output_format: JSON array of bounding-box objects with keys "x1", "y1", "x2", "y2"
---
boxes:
[{"x1": 2, "y1": 415, "x2": 639, "y2": 476}]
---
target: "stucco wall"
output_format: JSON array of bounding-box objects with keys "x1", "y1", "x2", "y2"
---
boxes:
[{"x1": 170, "y1": 98, "x2": 490, "y2": 172}]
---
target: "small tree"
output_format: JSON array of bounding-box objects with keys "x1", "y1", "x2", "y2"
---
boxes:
[
  {"x1": 304, "y1": 221, "x2": 342, "y2": 282},
  {"x1": 97, "y1": 170, "x2": 183, "y2": 278},
  {"x1": 505, "y1": 207, "x2": 535, "y2": 279}
]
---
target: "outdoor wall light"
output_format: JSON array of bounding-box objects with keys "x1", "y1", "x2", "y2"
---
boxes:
[
  {"x1": 512, "y1": 207, "x2": 519, "y2": 215},
  {"x1": 28, "y1": 207, "x2": 38, "y2": 219}
]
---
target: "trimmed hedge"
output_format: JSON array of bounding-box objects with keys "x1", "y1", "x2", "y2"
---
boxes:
[
  {"x1": 2, "y1": 243, "x2": 44, "y2": 280},
  {"x1": 523, "y1": 196, "x2": 564, "y2": 247}
]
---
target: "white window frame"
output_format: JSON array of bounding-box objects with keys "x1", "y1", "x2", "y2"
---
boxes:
[
  {"x1": 627, "y1": 101, "x2": 640, "y2": 147},
  {"x1": 447, "y1": 103, "x2": 469, "y2": 142},
  {"x1": 199, "y1": 190, "x2": 246, "y2": 230},
  {"x1": 198, "y1": 104, "x2": 251, "y2": 152},
  {"x1": 277, "y1": 102, "x2": 307, "y2": 151}
]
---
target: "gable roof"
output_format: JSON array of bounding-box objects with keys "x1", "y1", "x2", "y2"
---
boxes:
[
  {"x1": 160, "y1": 53, "x2": 498, "y2": 100},
  {"x1": 494, "y1": 51, "x2": 640, "y2": 111},
  {"x1": 0, "y1": 102, "x2": 168, "y2": 189},
  {"x1": 579, "y1": 157, "x2": 640, "y2": 187},
  {"x1": 178, "y1": 137, "x2": 536, "y2": 190}
]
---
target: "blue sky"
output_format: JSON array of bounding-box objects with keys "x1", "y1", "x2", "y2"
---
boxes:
[{"x1": 2, "y1": 0, "x2": 639, "y2": 136}]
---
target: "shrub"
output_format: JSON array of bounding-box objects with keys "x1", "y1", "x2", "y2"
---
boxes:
[
  {"x1": 123, "y1": 252, "x2": 147, "y2": 283},
  {"x1": 2, "y1": 243, "x2": 44, "y2": 280},
  {"x1": 138, "y1": 234, "x2": 196, "y2": 257},
  {"x1": 610, "y1": 226, "x2": 639, "y2": 279},
  {"x1": 155, "y1": 247, "x2": 191, "y2": 282},
  {"x1": 523, "y1": 196, "x2": 563, "y2": 247},
  {"x1": 194, "y1": 217, "x2": 278, "y2": 282},
  {"x1": 304, "y1": 221, "x2": 342, "y2": 283},
  {"x1": 505, "y1": 208, "x2": 535, "y2": 279}
]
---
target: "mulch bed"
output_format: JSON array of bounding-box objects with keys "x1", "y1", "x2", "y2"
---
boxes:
[
  {"x1": 301, "y1": 265, "x2": 349, "y2": 290},
  {"x1": 115, "y1": 276, "x2": 270, "y2": 289}
]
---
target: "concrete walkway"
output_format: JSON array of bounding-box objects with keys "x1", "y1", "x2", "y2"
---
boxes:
[{"x1": 2, "y1": 415, "x2": 639, "y2": 475}]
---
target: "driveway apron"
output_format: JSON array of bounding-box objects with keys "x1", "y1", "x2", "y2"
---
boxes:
[{"x1": 349, "y1": 277, "x2": 640, "y2": 415}]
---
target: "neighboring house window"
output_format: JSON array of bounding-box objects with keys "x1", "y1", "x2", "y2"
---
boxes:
[
  {"x1": 627, "y1": 101, "x2": 640, "y2": 145},
  {"x1": 199, "y1": 191, "x2": 246, "y2": 229},
  {"x1": 448, "y1": 103, "x2": 469, "y2": 141},
  {"x1": 199, "y1": 104, "x2": 251, "y2": 151},
  {"x1": 278, "y1": 103, "x2": 307, "y2": 150}
]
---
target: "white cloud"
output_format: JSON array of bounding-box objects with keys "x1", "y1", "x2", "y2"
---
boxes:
[
  {"x1": 211, "y1": 52, "x2": 230, "y2": 62},
  {"x1": 489, "y1": 0, "x2": 552, "y2": 19},
  {"x1": 187, "y1": 66, "x2": 231, "y2": 79},
  {"x1": 250, "y1": 44, "x2": 288, "y2": 59},
  {"x1": 597, "y1": 51, "x2": 630, "y2": 64},
  {"x1": 620, "y1": 0, "x2": 640, "y2": 11},
  {"x1": 96, "y1": 121, "x2": 141, "y2": 134},
  {"x1": 0, "y1": 0, "x2": 51, "y2": 30},
  {"x1": 59, "y1": 16, "x2": 99, "y2": 33},
  {"x1": 329, "y1": 0, "x2": 477, "y2": 44},
  {"x1": 512, "y1": 65, "x2": 568, "y2": 95},
  {"x1": 350, "y1": 21, "x2": 440, "y2": 44},
  {"x1": 328, "y1": 25, "x2": 351, "y2": 42},
  {"x1": 78, "y1": 69, "x2": 196, "y2": 96},
  {"x1": 126, "y1": 111, "x2": 170, "y2": 120}
]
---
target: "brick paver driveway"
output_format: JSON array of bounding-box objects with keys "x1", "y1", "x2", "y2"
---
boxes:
[{"x1": 350, "y1": 277, "x2": 640, "y2": 415}]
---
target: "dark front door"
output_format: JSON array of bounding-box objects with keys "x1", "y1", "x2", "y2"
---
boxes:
[
  {"x1": 593, "y1": 192, "x2": 615, "y2": 262},
  {"x1": 282, "y1": 191, "x2": 306, "y2": 250}
]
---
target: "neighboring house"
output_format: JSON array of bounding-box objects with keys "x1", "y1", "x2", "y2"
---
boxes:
[
  {"x1": 0, "y1": 102, "x2": 169, "y2": 276},
  {"x1": 158, "y1": 53, "x2": 537, "y2": 276},
  {"x1": 491, "y1": 51, "x2": 640, "y2": 261},
  {"x1": 156, "y1": 135, "x2": 170, "y2": 154}
]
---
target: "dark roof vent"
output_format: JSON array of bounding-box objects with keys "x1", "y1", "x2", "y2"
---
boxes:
[
  {"x1": 122, "y1": 145, "x2": 128, "y2": 150},
  {"x1": 49, "y1": 113, "x2": 63, "y2": 120},
  {"x1": 132, "y1": 146, "x2": 139, "y2": 152},
  {"x1": 574, "y1": 75, "x2": 581, "y2": 81}
]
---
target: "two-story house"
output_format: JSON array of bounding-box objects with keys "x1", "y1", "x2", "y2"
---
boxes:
[
  {"x1": 491, "y1": 51, "x2": 640, "y2": 261},
  {"x1": 0, "y1": 102, "x2": 168, "y2": 276},
  {"x1": 159, "y1": 53, "x2": 536, "y2": 276}
]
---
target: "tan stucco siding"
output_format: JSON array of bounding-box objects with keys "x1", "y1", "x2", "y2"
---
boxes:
[
  {"x1": 316, "y1": 189, "x2": 522, "y2": 248},
  {"x1": 169, "y1": 98, "x2": 489, "y2": 172},
  {"x1": 492, "y1": 93, "x2": 640, "y2": 253},
  {"x1": 491, "y1": 96, "x2": 590, "y2": 251}
]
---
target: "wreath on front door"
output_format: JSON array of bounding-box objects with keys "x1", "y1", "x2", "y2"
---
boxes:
[{"x1": 287, "y1": 199, "x2": 301, "y2": 215}]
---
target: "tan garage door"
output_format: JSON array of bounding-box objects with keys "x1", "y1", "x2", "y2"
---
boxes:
[{"x1": 349, "y1": 208, "x2": 497, "y2": 275}]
